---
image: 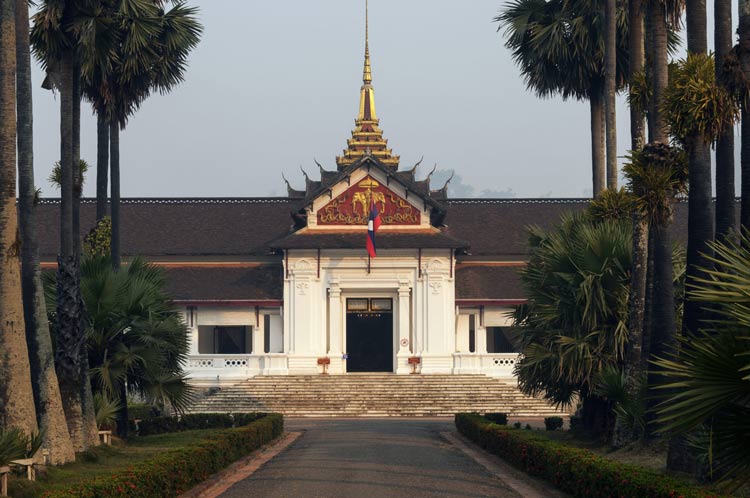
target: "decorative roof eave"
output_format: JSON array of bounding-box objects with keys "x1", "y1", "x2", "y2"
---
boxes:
[{"x1": 292, "y1": 155, "x2": 447, "y2": 220}]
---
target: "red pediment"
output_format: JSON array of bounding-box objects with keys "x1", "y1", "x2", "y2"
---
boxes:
[{"x1": 317, "y1": 176, "x2": 421, "y2": 226}]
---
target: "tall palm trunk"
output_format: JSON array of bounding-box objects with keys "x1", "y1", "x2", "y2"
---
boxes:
[
  {"x1": 629, "y1": 0, "x2": 645, "y2": 151},
  {"x1": 613, "y1": 0, "x2": 646, "y2": 448},
  {"x1": 670, "y1": 1, "x2": 712, "y2": 474},
  {"x1": 645, "y1": 218, "x2": 676, "y2": 440},
  {"x1": 96, "y1": 113, "x2": 109, "y2": 221},
  {"x1": 55, "y1": 51, "x2": 88, "y2": 451},
  {"x1": 715, "y1": 0, "x2": 735, "y2": 241},
  {"x1": 110, "y1": 122, "x2": 121, "y2": 269},
  {"x1": 72, "y1": 61, "x2": 81, "y2": 256},
  {"x1": 650, "y1": 2, "x2": 669, "y2": 144},
  {"x1": 740, "y1": 0, "x2": 750, "y2": 232},
  {"x1": 15, "y1": 0, "x2": 75, "y2": 463},
  {"x1": 0, "y1": 0, "x2": 38, "y2": 435},
  {"x1": 605, "y1": 0, "x2": 618, "y2": 190},
  {"x1": 591, "y1": 82, "x2": 606, "y2": 197},
  {"x1": 682, "y1": 2, "x2": 714, "y2": 337}
]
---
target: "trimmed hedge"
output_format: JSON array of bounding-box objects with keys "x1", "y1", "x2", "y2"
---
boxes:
[
  {"x1": 131, "y1": 412, "x2": 264, "y2": 436},
  {"x1": 43, "y1": 413, "x2": 283, "y2": 498},
  {"x1": 455, "y1": 413, "x2": 729, "y2": 498}
]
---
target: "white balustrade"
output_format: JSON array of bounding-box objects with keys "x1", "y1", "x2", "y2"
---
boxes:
[{"x1": 452, "y1": 353, "x2": 521, "y2": 378}]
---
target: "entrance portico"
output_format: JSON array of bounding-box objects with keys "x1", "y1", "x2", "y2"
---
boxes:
[{"x1": 281, "y1": 247, "x2": 458, "y2": 376}]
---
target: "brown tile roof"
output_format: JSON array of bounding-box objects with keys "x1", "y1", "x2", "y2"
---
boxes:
[
  {"x1": 35, "y1": 197, "x2": 723, "y2": 260},
  {"x1": 36, "y1": 198, "x2": 295, "y2": 258},
  {"x1": 455, "y1": 265, "x2": 525, "y2": 300},
  {"x1": 269, "y1": 230, "x2": 468, "y2": 250},
  {"x1": 164, "y1": 265, "x2": 283, "y2": 302}
]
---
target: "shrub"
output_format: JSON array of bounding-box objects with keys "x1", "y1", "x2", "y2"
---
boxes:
[
  {"x1": 43, "y1": 414, "x2": 283, "y2": 498},
  {"x1": 513, "y1": 422, "x2": 522, "y2": 429},
  {"x1": 131, "y1": 412, "x2": 263, "y2": 436},
  {"x1": 544, "y1": 416, "x2": 564, "y2": 431},
  {"x1": 455, "y1": 413, "x2": 729, "y2": 498},
  {"x1": 484, "y1": 413, "x2": 508, "y2": 425}
]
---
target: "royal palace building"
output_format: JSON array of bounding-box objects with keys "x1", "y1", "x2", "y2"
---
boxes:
[{"x1": 36, "y1": 11, "x2": 689, "y2": 388}]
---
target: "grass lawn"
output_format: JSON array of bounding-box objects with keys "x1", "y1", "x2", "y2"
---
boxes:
[{"x1": 8, "y1": 429, "x2": 223, "y2": 497}]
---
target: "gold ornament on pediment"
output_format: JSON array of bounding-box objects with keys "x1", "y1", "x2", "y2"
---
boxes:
[{"x1": 358, "y1": 178, "x2": 380, "y2": 188}]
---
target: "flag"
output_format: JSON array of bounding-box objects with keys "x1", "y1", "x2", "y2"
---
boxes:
[{"x1": 366, "y1": 197, "x2": 381, "y2": 258}]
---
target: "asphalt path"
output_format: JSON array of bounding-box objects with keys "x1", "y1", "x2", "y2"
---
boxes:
[{"x1": 218, "y1": 418, "x2": 520, "y2": 498}]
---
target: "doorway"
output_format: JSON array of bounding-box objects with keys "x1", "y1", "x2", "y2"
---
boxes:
[{"x1": 345, "y1": 298, "x2": 393, "y2": 372}]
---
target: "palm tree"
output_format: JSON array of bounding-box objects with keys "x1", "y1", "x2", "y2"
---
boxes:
[
  {"x1": 0, "y1": 0, "x2": 38, "y2": 436},
  {"x1": 612, "y1": 0, "x2": 647, "y2": 449},
  {"x1": 14, "y1": 0, "x2": 75, "y2": 464},
  {"x1": 622, "y1": 143, "x2": 688, "y2": 440},
  {"x1": 81, "y1": 0, "x2": 202, "y2": 269},
  {"x1": 30, "y1": 0, "x2": 109, "y2": 452},
  {"x1": 715, "y1": 0, "x2": 735, "y2": 241},
  {"x1": 46, "y1": 255, "x2": 194, "y2": 437},
  {"x1": 605, "y1": 0, "x2": 618, "y2": 190},
  {"x1": 513, "y1": 212, "x2": 632, "y2": 434},
  {"x1": 653, "y1": 232, "x2": 750, "y2": 491},
  {"x1": 740, "y1": 0, "x2": 750, "y2": 232},
  {"x1": 682, "y1": 0, "x2": 714, "y2": 345},
  {"x1": 646, "y1": 1, "x2": 671, "y2": 143},
  {"x1": 496, "y1": 0, "x2": 629, "y2": 197}
]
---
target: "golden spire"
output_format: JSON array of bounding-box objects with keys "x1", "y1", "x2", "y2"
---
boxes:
[
  {"x1": 336, "y1": 0, "x2": 400, "y2": 170},
  {"x1": 363, "y1": 0, "x2": 371, "y2": 84}
]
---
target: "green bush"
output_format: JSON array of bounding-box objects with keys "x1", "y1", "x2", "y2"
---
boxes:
[
  {"x1": 544, "y1": 416, "x2": 564, "y2": 431},
  {"x1": 484, "y1": 413, "x2": 508, "y2": 425},
  {"x1": 131, "y1": 412, "x2": 264, "y2": 436},
  {"x1": 455, "y1": 413, "x2": 729, "y2": 498},
  {"x1": 42, "y1": 414, "x2": 283, "y2": 498}
]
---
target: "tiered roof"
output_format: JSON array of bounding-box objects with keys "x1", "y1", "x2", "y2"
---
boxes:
[{"x1": 335, "y1": 2, "x2": 399, "y2": 170}]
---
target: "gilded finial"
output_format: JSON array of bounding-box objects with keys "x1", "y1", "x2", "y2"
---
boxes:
[{"x1": 363, "y1": 0, "x2": 372, "y2": 84}]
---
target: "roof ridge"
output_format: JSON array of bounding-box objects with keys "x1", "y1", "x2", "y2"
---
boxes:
[{"x1": 36, "y1": 197, "x2": 293, "y2": 205}]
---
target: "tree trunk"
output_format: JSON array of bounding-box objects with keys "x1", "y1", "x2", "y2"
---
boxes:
[
  {"x1": 0, "y1": 0, "x2": 38, "y2": 436},
  {"x1": 644, "y1": 10, "x2": 656, "y2": 142},
  {"x1": 116, "y1": 382, "x2": 129, "y2": 439},
  {"x1": 72, "y1": 61, "x2": 81, "y2": 257},
  {"x1": 110, "y1": 123, "x2": 121, "y2": 269},
  {"x1": 15, "y1": 0, "x2": 75, "y2": 463},
  {"x1": 615, "y1": 3, "x2": 646, "y2": 447},
  {"x1": 80, "y1": 349, "x2": 100, "y2": 449},
  {"x1": 613, "y1": 214, "x2": 649, "y2": 447},
  {"x1": 54, "y1": 256, "x2": 86, "y2": 451},
  {"x1": 54, "y1": 52, "x2": 89, "y2": 452},
  {"x1": 605, "y1": 0, "x2": 618, "y2": 190},
  {"x1": 650, "y1": 3, "x2": 669, "y2": 143},
  {"x1": 591, "y1": 86, "x2": 606, "y2": 197},
  {"x1": 96, "y1": 112, "x2": 109, "y2": 221},
  {"x1": 682, "y1": 136, "x2": 714, "y2": 338},
  {"x1": 740, "y1": 0, "x2": 750, "y2": 233},
  {"x1": 715, "y1": 0, "x2": 736, "y2": 241},
  {"x1": 682, "y1": 0, "x2": 714, "y2": 336},
  {"x1": 629, "y1": 0, "x2": 645, "y2": 151},
  {"x1": 59, "y1": 55, "x2": 74, "y2": 259},
  {"x1": 646, "y1": 217, "x2": 676, "y2": 440}
]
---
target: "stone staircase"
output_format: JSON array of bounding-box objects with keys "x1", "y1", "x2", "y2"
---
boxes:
[{"x1": 188, "y1": 374, "x2": 568, "y2": 418}]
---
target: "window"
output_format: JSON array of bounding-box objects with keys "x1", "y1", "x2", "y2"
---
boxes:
[
  {"x1": 468, "y1": 314, "x2": 476, "y2": 353},
  {"x1": 486, "y1": 327, "x2": 517, "y2": 353},
  {"x1": 198, "y1": 326, "x2": 250, "y2": 354}
]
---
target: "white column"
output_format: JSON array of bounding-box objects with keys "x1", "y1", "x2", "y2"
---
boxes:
[
  {"x1": 476, "y1": 311, "x2": 488, "y2": 354},
  {"x1": 252, "y1": 325, "x2": 265, "y2": 355},
  {"x1": 327, "y1": 283, "x2": 344, "y2": 374},
  {"x1": 396, "y1": 285, "x2": 412, "y2": 374},
  {"x1": 187, "y1": 307, "x2": 199, "y2": 354}
]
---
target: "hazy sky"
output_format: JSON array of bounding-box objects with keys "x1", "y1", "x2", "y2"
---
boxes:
[{"x1": 30, "y1": 0, "x2": 739, "y2": 199}]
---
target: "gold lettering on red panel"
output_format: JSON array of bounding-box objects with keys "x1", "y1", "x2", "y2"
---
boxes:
[{"x1": 317, "y1": 177, "x2": 421, "y2": 225}]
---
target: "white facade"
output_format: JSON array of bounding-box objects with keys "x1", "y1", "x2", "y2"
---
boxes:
[{"x1": 182, "y1": 160, "x2": 522, "y2": 386}]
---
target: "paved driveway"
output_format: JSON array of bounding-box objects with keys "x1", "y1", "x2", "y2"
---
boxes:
[{"x1": 219, "y1": 418, "x2": 520, "y2": 498}]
